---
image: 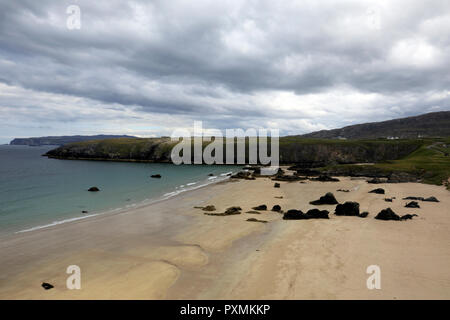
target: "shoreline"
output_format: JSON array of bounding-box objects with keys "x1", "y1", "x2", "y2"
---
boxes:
[{"x1": 0, "y1": 171, "x2": 449, "y2": 299}]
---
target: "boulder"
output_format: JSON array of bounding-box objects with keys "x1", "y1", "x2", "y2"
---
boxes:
[
  {"x1": 208, "y1": 173, "x2": 214, "y2": 176},
  {"x1": 334, "y1": 202, "x2": 360, "y2": 216},
  {"x1": 405, "y1": 201, "x2": 420, "y2": 208},
  {"x1": 252, "y1": 205, "x2": 267, "y2": 211},
  {"x1": 274, "y1": 183, "x2": 280, "y2": 188},
  {"x1": 283, "y1": 209, "x2": 307, "y2": 220},
  {"x1": 41, "y1": 282, "x2": 54, "y2": 290},
  {"x1": 305, "y1": 209, "x2": 329, "y2": 219},
  {"x1": 309, "y1": 192, "x2": 338, "y2": 205},
  {"x1": 150, "y1": 174, "x2": 162, "y2": 178},
  {"x1": 88, "y1": 187, "x2": 100, "y2": 192},
  {"x1": 82, "y1": 210, "x2": 88, "y2": 214},
  {"x1": 202, "y1": 205, "x2": 216, "y2": 212},
  {"x1": 271, "y1": 205, "x2": 281, "y2": 212},
  {"x1": 375, "y1": 208, "x2": 400, "y2": 221},
  {"x1": 423, "y1": 196, "x2": 439, "y2": 202},
  {"x1": 369, "y1": 188, "x2": 385, "y2": 194},
  {"x1": 231, "y1": 171, "x2": 255, "y2": 180},
  {"x1": 384, "y1": 198, "x2": 393, "y2": 202}
]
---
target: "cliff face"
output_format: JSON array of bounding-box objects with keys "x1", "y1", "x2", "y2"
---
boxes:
[
  {"x1": 10, "y1": 135, "x2": 137, "y2": 146},
  {"x1": 299, "y1": 111, "x2": 450, "y2": 139},
  {"x1": 45, "y1": 137, "x2": 423, "y2": 165}
]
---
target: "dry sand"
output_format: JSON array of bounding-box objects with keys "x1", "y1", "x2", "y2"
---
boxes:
[{"x1": 0, "y1": 171, "x2": 449, "y2": 299}]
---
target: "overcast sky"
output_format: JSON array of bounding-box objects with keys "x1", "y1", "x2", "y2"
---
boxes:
[{"x1": 0, "y1": 0, "x2": 449, "y2": 143}]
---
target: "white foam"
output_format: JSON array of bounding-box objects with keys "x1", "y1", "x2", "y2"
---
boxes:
[{"x1": 15, "y1": 213, "x2": 99, "y2": 234}]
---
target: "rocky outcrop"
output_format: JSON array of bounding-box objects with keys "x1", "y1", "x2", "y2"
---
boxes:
[
  {"x1": 274, "y1": 183, "x2": 280, "y2": 188},
  {"x1": 400, "y1": 214, "x2": 418, "y2": 220},
  {"x1": 41, "y1": 282, "x2": 54, "y2": 290},
  {"x1": 309, "y1": 192, "x2": 338, "y2": 205},
  {"x1": 202, "y1": 205, "x2": 216, "y2": 212},
  {"x1": 205, "y1": 206, "x2": 241, "y2": 216}
]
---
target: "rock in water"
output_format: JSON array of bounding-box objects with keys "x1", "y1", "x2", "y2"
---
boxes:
[
  {"x1": 150, "y1": 174, "x2": 162, "y2": 178},
  {"x1": 41, "y1": 282, "x2": 54, "y2": 290},
  {"x1": 202, "y1": 205, "x2": 216, "y2": 212},
  {"x1": 252, "y1": 205, "x2": 267, "y2": 211},
  {"x1": 375, "y1": 208, "x2": 400, "y2": 221},
  {"x1": 88, "y1": 187, "x2": 100, "y2": 192},
  {"x1": 400, "y1": 214, "x2": 418, "y2": 220},
  {"x1": 405, "y1": 201, "x2": 420, "y2": 208},
  {"x1": 369, "y1": 188, "x2": 385, "y2": 194},
  {"x1": 274, "y1": 183, "x2": 280, "y2": 188},
  {"x1": 334, "y1": 202, "x2": 360, "y2": 216},
  {"x1": 271, "y1": 205, "x2": 281, "y2": 212},
  {"x1": 423, "y1": 196, "x2": 439, "y2": 202},
  {"x1": 309, "y1": 192, "x2": 338, "y2": 205}
]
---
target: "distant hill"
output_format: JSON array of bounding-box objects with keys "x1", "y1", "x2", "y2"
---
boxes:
[
  {"x1": 299, "y1": 111, "x2": 450, "y2": 139},
  {"x1": 10, "y1": 135, "x2": 137, "y2": 146}
]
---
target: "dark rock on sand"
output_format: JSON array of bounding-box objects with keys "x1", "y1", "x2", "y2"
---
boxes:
[
  {"x1": 334, "y1": 201, "x2": 360, "y2": 216},
  {"x1": 202, "y1": 205, "x2": 216, "y2": 212},
  {"x1": 274, "y1": 183, "x2": 280, "y2": 188},
  {"x1": 271, "y1": 205, "x2": 281, "y2": 212},
  {"x1": 310, "y1": 175, "x2": 340, "y2": 182},
  {"x1": 369, "y1": 188, "x2": 385, "y2": 194},
  {"x1": 375, "y1": 208, "x2": 400, "y2": 221},
  {"x1": 274, "y1": 196, "x2": 283, "y2": 199},
  {"x1": 423, "y1": 196, "x2": 439, "y2": 202},
  {"x1": 384, "y1": 198, "x2": 393, "y2": 202},
  {"x1": 247, "y1": 218, "x2": 267, "y2": 223},
  {"x1": 309, "y1": 192, "x2": 338, "y2": 205},
  {"x1": 252, "y1": 205, "x2": 267, "y2": 211},
  {"x1": 283, "y1": 209, "x2": 306, "y2": 220},
  {"x1": 42, "y1": 282, "x2": 54, "y2": 290},
  {"x1": 400, "y1": 214, "x2": 418, "y2": 220},
  {"x1": 403, "y1": 196, "x2": 424, "y2": 201},
  {"x1": 305, "y1": 209, "x2": 329, "y2": 219},
  {"x1": 359, "y1": 211, "x2": 369, "y2": 218},
  {"x1": 283, "y1": 209, "x2": 329, "y2": 219},
  {"x1": 150, "y1": 174, "x2": 162, "y2": 178},
  {"x1": 246, "y1": 210, "x2": 261, "y2": 214},
  {"x1": 337, "y1": 189, "x2": 350, "y2": 192},
  {"x1": 405, "y1": 201, "x2": 420, "y2": 208},
  {"x1": 205, "y1": 206, "x2": 242, "y2": 216},
  {"x1": 88, "y1": 187, "x2": 100, "y2": 192},
  {"x1": 367, "y1": 177, "x2": 384, "y2": 184}
]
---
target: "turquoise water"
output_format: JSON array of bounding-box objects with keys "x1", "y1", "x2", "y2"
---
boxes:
[{"x1": 0, "y1": 145, "x2": 239, "y2": 235}]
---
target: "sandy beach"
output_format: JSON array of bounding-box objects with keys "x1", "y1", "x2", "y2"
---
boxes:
[{"x1": 0, "y1": 170, "x2": 449, "y2": 300}]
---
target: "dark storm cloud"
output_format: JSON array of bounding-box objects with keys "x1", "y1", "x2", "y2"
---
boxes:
[{"x1": 0, "y1": 0, "x2": 449, "y2": 142}]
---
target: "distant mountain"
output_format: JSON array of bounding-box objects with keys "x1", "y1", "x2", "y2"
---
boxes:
[
  {"x1": 300, "y1": 111, "x2": 450, "y2": 139},
  {"x1": 10, "y1": 135, "x2": 137, "y2": 146}
]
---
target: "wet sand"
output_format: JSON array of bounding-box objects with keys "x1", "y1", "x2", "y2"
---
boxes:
[{"x1": 0, "y1": 173, "x2": 449, "y2": 299}]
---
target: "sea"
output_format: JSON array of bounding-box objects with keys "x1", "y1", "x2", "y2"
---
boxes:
[{"x1": 0, "y1": 145, "x2": 239, "y2": 236}]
